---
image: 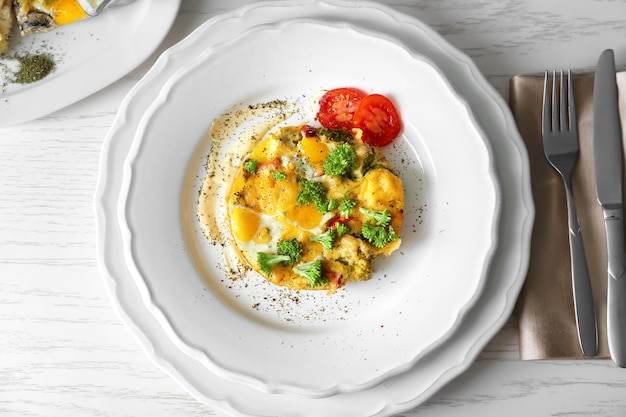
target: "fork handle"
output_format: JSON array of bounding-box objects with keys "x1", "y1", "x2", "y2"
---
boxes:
[
  {"x1": 565, "y1": 185, "x2": 598, "y2": 357},
  {"x1": 603, "y1": 208, "x2": 626, "y2": 367}
]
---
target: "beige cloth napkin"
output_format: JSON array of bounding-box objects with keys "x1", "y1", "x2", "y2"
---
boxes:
[{"x1": 510, "y1": 72, "x2": 626, "y2": 360}]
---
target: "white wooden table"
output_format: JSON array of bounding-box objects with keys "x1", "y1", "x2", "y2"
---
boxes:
[{"x1": 2, "y1": 1, "x2": 626, "y2": 416}]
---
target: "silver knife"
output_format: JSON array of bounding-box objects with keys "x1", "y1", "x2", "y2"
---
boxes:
[{"x1": 593, "y1": 48, "x2": 626, "y2": 367}]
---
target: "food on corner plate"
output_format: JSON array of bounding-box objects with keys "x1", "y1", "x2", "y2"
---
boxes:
[
  {"x1": 1, "y1": 0, "x2": 88, "y2": 55},
  {"x1": 198, "y1": 88, "x2": 405, "y2": 294},
  {"x1": 0, "y1": 0, "x2": 14, "y2": 54},
  {"x1": 13, "y1": 0, "x2": 87, "y2": 34}
]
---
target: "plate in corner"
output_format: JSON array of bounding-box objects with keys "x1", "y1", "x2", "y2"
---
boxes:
[{"x1": 0, "y1": 0, "x2": 180, "y2": 128}]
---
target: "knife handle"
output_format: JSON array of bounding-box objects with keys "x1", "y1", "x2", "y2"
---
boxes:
[
  {"x1": 604, "y1": 208, "x2": 626, "y2": 367},
  {"x1": 604, "y1": 208, "x2": 626, "y2": 280}
]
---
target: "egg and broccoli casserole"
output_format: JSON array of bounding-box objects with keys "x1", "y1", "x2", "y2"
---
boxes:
[{"x1": 226, "y1": 124, "x2": 404, "y2": 294}]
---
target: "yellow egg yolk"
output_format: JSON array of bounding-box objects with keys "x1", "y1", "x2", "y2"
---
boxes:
[
  {"x1": 299, "y1": 135, "x2": 328, "y2": 163},
  {"x1": 231, "y1": 207, "x2": 261, "y2": 243},
  {"x1": 288, "y1": 204, "x2": 322, "y2": 230},
  {"x1": 51, "y1": 0, "x2": 87, "y2": 25}
]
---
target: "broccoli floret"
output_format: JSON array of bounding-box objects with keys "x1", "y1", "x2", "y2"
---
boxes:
[
  {"x1": 361, "y1": 221, "x2": 398, "y2": 248},
  {"x1": 359, "y1": 207, "x2": 392, "y2": 226},
  {"x1": 323, "y1": 143, "x2": 356, "y2": 176},
  {"x1": 339, "y1": 198, "x2": 357, "y2": 217},
  {"x1": 257, "y1": 252, "x2": 291, "y2": 275},
  {"x1": 293, "y1": 259, "x2": 328, "y2": 287},
  {"x1": 276, "y1": 238, "x2": 304, "y2": 264},
  {"x1": 360, "y1": 207, "x2": 396, "y2": 248},
  {"x1": 326, "y1": 198, "x2": 338, "y2": 211},
  {"x1": 272, "y1": 171, "x2": 287, "y2": 181},
  {"x1": 318, "y1": 128, "x2": 353, "y2": 143},
  {"x1": 297, "y1": 179, "x2": 330, "y2": 212},
  {"x1": 335, "y1": 222, "x2": 350, "y2": 237},
  {"x1": 257, "y1": 239, "x2": 304, "y2": 275},
  {"x1": 244, "y1": 159, "x2": 258, "y2": 174},
  {"x1": 357, "y1": 152, "x2": 387, "y2": 177},
  {"x1": 310, "y1": 228, "x2": 337, "y2": 251}
]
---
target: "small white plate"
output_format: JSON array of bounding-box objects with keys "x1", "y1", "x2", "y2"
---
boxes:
[
  {"x1": 0, "y1": 0, "x2": 180, "y2": 127},
  {"x1": 117, "y1": 20, "x2": 499, "y2": 397}
]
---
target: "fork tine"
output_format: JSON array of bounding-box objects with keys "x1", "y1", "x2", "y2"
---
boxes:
[
  {"x1": 567, "y1": 69, "x2": 577, "y2": 133},
  {"x1": 542, "y1": 70, "x2": 550, "y2": 136},
  {"x1": 552, "y1": 70, "x2": 559, "y2": 132},
  {"x1": 560, "y1": 70, "x2": 567, "y2": 130}
]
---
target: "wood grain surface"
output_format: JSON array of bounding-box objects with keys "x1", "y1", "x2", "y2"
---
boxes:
[{"x1": 1, "y1": 1, "x2": 626, "y2": 416}]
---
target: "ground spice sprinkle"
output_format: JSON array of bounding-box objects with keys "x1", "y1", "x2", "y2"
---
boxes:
[{"x1": 11, "y1": 52, "x2": 56, "y2": 84}]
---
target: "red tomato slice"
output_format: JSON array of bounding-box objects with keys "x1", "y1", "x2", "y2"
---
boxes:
[
  {"x1": 352, "y1": 94, "x2": 402, "y2": 147},
  {"x1": 316, "y1": 87, "x2": 367, "y2": 130}
]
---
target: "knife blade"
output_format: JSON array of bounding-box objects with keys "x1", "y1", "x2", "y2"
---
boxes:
[{"x1": 593, "y1": 48, "x2": 626, "y2": 367}]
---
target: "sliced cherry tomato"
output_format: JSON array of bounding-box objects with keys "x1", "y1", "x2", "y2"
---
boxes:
[
  {"x1": 352, "y1": 94, "x2": 402, "y2": 147},
  {"x1": 316, "y1": 87, "x2": 367, "y2": 130},
  {"x1": 328, "y1": 216, "x2": 350, "y2": 229}
]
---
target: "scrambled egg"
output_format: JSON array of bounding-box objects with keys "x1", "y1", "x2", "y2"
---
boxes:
[{"x1": 227, "y1": 124, "x2": 404, "y2": 293}]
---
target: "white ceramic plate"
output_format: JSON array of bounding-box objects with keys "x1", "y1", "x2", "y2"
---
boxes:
[
  {"x1": 117, "y1": 20, "x2": 499, "y2": 397},
  {"x1": 95, "y1": 1, "x2": 534, "y2": 415},
  {"x1": 0, "y1": 0, "x2": 180, "y2": 128}
]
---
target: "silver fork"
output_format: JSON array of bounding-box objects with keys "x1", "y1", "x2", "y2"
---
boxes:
[{"x1": 542, "y1": 69, "x2": 598, "y2": 357}]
